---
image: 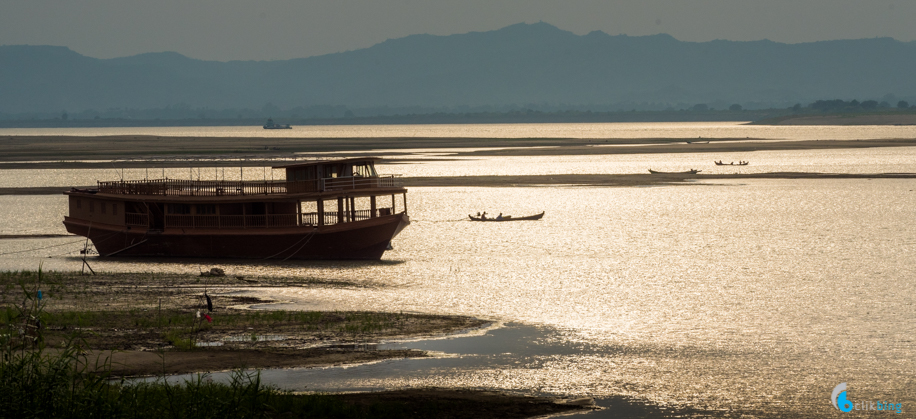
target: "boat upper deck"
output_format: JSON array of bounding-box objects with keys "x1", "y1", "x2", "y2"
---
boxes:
[
  {"x1": 94, "y1": 175, "x2": 402, "y2": 198},
  {"x1": 83, "y1": 157, "x2": 404, "y2": 199}
]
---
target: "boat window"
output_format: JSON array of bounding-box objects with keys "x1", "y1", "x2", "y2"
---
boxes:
[
  {"x1": 101, "y1": 203, "x2": 107, "y2": 214},
  {"x1": 167, "y1": 204, "x2": 191, "y2": 214},
  {"x1": 323, "y1": 199, "x2": 339, "y2": 214},
  {"x1": 196, "y1": 204, "x2": 216, "y2": 215},
  {"x1": 300, "y1": 200, "x2": 318, "y2": 214},
  {"x1": 89, "y1": 201, "x2": 94, "y2": 213},
  {"x1": 76, "y1": 199, "x2": 81, "y2": 209},
  {"x1": 354, "y1": 196, "x2": 371, "y2": 211},
  {"x1": 112, "y1": 203, "x2": 118, "y2": 216}
]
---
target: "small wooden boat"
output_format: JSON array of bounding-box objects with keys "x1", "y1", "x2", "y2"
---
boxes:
[
  {"x1": 648, "y1": 169, "x2": 700, "y2": 175},
  {"x1": 469, "y1": 212, "x2": 544, "y2": 222},
  {"x1": 714, "y1": 161, "x2": 748, "y2": 166}
]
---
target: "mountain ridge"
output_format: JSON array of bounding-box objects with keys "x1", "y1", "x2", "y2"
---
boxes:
[{"x1": 2, "y1": 22, "x2": 915, "y2": 114}]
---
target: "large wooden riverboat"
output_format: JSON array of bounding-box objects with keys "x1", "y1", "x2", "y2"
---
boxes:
[{"x1": 63, "y1": 157, "x2": 409, "y2": 260}]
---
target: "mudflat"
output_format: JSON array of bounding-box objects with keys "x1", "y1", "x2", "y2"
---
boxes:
[
  {"x1": 1, "y1": 270, "x2": 487, "y2": 376},
  {"x1": 1, "y1": 270, "x2": 599, "y2": 417},
  {"x1": 3, "y1": 135, "x2": 916, "y2": 163}
]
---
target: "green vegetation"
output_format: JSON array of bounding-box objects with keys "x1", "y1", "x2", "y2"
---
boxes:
[
  {"x1": 804, "y1": 98, "x2": 913, "y2": 112},
  {"x1": 0, "y1": 267, "x2": 357, "y2": 418},
  {"x1": 1, "y1": 268, "x2": 567, "y2": 418}
]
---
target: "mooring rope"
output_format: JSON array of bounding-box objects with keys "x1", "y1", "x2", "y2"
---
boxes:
[
  {"x1": 0, "y1": 239, "x2": 87, "y2": 256},
  {"x1": 281, "y1": 230, "x2": 318, "y2": 261},
  {"x1": 263, "y1": 228, "x2": 318, "y2": 260}
]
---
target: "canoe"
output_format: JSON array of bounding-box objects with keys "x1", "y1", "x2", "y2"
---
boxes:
[
  {"x1": 648, "y1": 169, "x2": 700, "y2": 175},
  {"x1": 714, "y1": 161, "x2": 749, "y2": 166},
  {"x1": 469, "y1": 212, "x2": 545, "y2": 222}
]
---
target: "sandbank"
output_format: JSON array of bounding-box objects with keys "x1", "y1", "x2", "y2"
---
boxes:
[
  {"x1": 1, "y1": 271, "x2": 488, "y2": 377},
  {"x1": 3, "y1": 135, "x2": 916, "y2": 163}
]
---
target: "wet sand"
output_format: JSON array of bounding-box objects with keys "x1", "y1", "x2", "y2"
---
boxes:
[
  {"x1": 1, "y1": 270, "x2": 598, "y2": 418},
  {"x1": 5, "y1": 134, "x2": 916, "y2": 416},
  {"x1": 4, "y1": 172, "x2": 915, "y2": 196},
  {"x1": 2, "y1": 271, "x2": 487, "y2": 377},
  {"x1": 3, "y1": 135, "x2": 916, "y2": 163}
]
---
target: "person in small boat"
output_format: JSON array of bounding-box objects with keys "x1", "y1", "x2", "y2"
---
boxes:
[
  {"x1": 496, "y1": 213, "x2": 503, "y2": 220},
  {"x1": 481, "y1": 212, "x2": 487, "y2": 220}
]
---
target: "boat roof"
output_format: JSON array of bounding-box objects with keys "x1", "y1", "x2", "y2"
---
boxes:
[{"x1": 272, "y1": 156, "x2": 382, "y2": 170}]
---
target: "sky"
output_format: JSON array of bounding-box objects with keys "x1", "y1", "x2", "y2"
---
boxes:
[{"x1": 2, "y1": 0, "x2": 914, "y2": 62}]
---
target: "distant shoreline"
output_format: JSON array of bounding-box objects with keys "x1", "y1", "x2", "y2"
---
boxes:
[
  {"x1": 0, "y1": 111, "x2": 770, "y2": 129},
  {"x1": 4, "y1": 110, "x2": 916, "y2": 128},
  {"x1": 751, "y1": 113, "x2": 916, "y2": 126}
]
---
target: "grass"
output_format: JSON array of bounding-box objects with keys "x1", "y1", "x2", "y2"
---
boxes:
[
  {"x1": 0, "y1": 267, "x2": 393, "y2": 418},
  {"x1": 27, "y1": 308, "x2": 407, "y2": 351},
  {"x1": 0, "y1": 269, "x2": 410, "y2": 351},
  {"x1": 1, "y1": 268, "x2": 536, "y2": 418}
]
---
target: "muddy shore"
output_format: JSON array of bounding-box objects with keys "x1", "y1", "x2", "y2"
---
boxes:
[
  {"x1": 0, "y1": 267, "x2": 777, "y2": 417},
  {"x1": 4, "y1": 172, "x2": 915, "y2": 196},
  {"x1": 3, "y1": 270, "x2": 601, "y2": 417},
  {"x1": 2, "y1": 135, "x2": 916, "y2": 164},
  {"x1": 1, "y1": 271, "x2": 489, "y2": 377}
]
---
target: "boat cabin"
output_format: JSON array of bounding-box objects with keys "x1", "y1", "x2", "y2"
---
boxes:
[{"x1": 63, "y1": 157, "x2": 409, "y2": 259}]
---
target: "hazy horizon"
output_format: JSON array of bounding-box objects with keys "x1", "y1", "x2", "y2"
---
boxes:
[
  {"x1": 2, "y1": 1, "x2": 915, "y2": 61},
  {"x1": 6, "y1": 24, "x2": 916, "y2": 63}
]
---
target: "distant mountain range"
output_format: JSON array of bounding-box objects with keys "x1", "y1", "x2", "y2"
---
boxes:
[{"x1": 3, "y1": 22, "x2": 916, "y2": 116}]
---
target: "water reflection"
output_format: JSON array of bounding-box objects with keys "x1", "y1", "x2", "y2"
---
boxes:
[{"x1": 1, "y1": 160, "x2": 914, "y2": 415}]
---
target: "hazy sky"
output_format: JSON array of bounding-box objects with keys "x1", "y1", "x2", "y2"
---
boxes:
[{"x1": 2, "y1": 0, "x2": 914, "y2": 61}]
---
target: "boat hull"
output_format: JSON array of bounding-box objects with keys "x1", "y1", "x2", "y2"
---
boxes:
[
  {"x1": 648, "y1": 169, "x2": 700, "y2": 175},
  {"x1": 468, "y1": 212, "x2": 544, "y2": 222},
  {"x1": 63, "y1": 213, "x2": 407, "y2": 260}
]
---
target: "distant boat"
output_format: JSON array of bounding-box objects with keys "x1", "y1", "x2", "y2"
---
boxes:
[
  {"x1": 263, "y1": 118, "x2": 292, "y2": 129},
  {"x1": 469, "y1": 212, "x2": 545, "y2": 222},
  {"x1": 648, "y1": 169, "x2": 701, "y2": 175},
  {"x1": 714, "y1": 161, "x2": 749, "y2": 166}
]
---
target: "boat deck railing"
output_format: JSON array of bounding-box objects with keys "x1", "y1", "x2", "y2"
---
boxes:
[
  {"x1": 98, "y1": 175, "x2": 400, "y2": 197},
  {"x1": 126, "y1": 207, "x2": 394, "y2": 229}
]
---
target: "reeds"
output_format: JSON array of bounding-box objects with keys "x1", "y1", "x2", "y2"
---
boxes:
[{"x1": 0, "y1": 267, "x2": 364, "y2": 418}]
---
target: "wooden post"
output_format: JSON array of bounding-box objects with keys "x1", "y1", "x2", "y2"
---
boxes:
[
  {"x1": 337, "y1": 197, "x2": 344, "y2": 224},
  {"x1": 296, "y1": 200, "x2": 302, "y2": 226},
  {"x1": 350, "y1": 196, "x2": 356, "y2": 221},
  {"x1": 370, "y1": 196, "x2": 377, "y2": 218},
  {"x1": 317, "y1": 199, "x2": 325, "y2": 227}
]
